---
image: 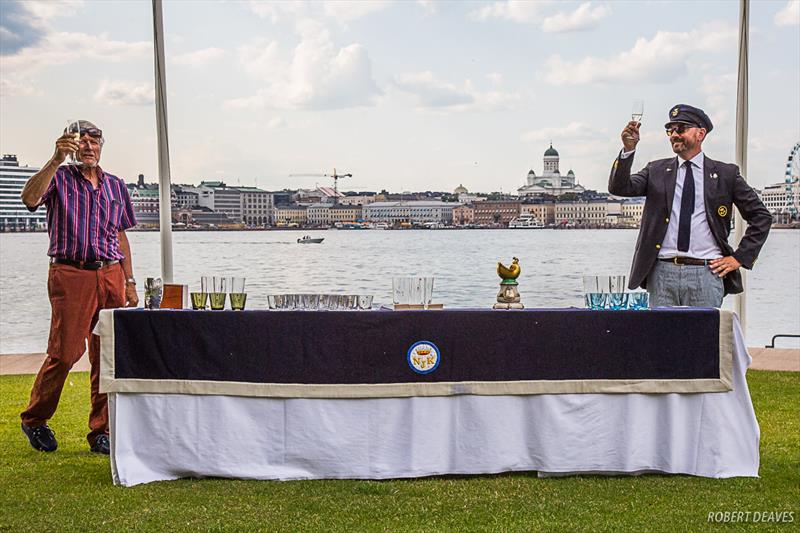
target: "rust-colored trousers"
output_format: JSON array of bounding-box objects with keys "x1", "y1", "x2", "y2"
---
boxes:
[{"x1": 21, "y1": 262, "x2": 125, "y2": 446}]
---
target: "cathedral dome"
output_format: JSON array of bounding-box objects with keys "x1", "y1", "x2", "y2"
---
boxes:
[
  {"x1": 544, "y1": 143, "x2": 559, "y2": 157},
  {"x1": 567, "y1": 169, "x2": 575, "y2": 176}
]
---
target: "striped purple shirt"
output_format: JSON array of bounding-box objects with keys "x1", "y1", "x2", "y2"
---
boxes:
[{"x1": 29, "y1": 164, "x2": 136, "y2": 261}]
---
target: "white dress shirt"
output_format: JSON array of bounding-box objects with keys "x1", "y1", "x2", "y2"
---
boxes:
[{"x1": 620, "y1": 150, "x2": 722, "y2": 259}]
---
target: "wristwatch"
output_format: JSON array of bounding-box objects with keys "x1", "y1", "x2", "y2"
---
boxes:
[{"x1": 125, "y1": 277, "x2": 137, "y2": 285}]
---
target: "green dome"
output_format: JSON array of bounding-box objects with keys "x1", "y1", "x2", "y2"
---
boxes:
[{"x1": 544, "y1": 143, "x2": 559, "y2": 157}]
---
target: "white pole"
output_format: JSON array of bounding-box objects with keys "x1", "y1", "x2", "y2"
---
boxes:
[
  {"x1": 152, "y1": 0, "x2": 174, "y2": 283},
  {"x1": 734, "y1": 0, "x2": 749, "y2": 334}
]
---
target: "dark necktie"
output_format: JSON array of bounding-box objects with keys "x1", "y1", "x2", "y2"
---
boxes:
[{"x1": 677, "y1": 160, "x2": 695, "y2": 253}]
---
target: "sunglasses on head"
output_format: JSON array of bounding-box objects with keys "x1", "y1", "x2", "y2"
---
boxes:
[{"x1": 665, "y1": 124, "x2": 698, "y2": 136}]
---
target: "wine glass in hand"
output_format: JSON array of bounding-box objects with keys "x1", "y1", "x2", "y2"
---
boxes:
[
  {"x1": 65, "y1": 120, "x2": 81, "y2": 165},
  {"x1": 631, "y1": 99, "x2": 644, "y2": 124}
]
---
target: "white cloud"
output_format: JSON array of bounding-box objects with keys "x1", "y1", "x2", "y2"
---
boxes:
[
  {"x1": 0, "y1": 30, "x2": 150, "y2": 97},
  {"x1": 487, "y1": 72, "x2": 504, "y2": 85},
  {"x1": 246, "y1": 0, "x2": 391, "y2": 24},
  {"x1": 416, "y1": 0, "x2": 438, "y2": 16},
  {"x1": 542, "y1": 2, "x2": 610, "y2": 33},
  {"x1": 393, "y1": 71, "x2": 520, "y2": 112},
  {"x1": 323, "y1": 1, "x2": 392, "y2": 23},
  {"x1": 469, "y1": 0, "x2": 549, "y2": 23},
  {"x1": 246, "y1": 0, "x2": 309, "y2": 23},
  {"x1": 226, "y1": 19, "x2": 381, "y2": 110},
  {"x1": 522, "y1": 122, "x2": 607, "y2": 143},
  {"x1": 541, "y1": 22, "x2": 737, "y2": 85},
  {"x1": 94, "y1": 80, "x2": 154, "y2": 106},
  {"x1": 172, "y1": 47, "x2": 225, "y2": 67},
  {"x1": 775, "y1": 0, "x2": 800, "y2": 26},
  {"x1": 20, "y1": 0, "x2": 85, "y2": 20}
]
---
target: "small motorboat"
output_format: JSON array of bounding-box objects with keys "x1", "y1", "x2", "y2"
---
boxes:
[{"x1": 297, "y1": 235, "x2": 324, "y2": 244}]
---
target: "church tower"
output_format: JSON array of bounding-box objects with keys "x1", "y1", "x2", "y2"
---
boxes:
[{"x1": 543, "y1": 143, "x2": 559, "y2": 174}]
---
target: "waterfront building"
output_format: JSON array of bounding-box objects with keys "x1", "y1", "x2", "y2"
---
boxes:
[
  {"x1": 200, "y1": 181, "x2": 242, "y2": 222},
  {"x1": 520, "y1": 201, "x2": 555, "y2": 225},
  {"x1": 473, "y1": 200, "x2": 521, "y2": 227},
  {"x1": 362, "y1": 201, "x2": 455, "y2": 226},
  {"x1": 620, "y1": 198, "x2": 646, "y2": 227},
  {"x1": 338, "y1": 194, "x2": 376, "y2": 206},
  {"x1": 174, "y1": 185, "x2": 200, "y2": 210},
  {"x1": 517, "y1": 144, "x2": 586, "y2": 197},
  {"x1": 759, "y1": 178, "x2": 799, "y2": 223},
  {"x1": 452, "y1": 204, "x2": 475, "y2": 226},
  {"x1": 127, "y1": 174, "x2": 178, "y2": 228},
  {"x1": 307, "y1": 203, "x2": 331, "y2": 226},
  {"x1": 239, "y1": 186, "x2": 274, "y2": 226},
  {"x1": 555, "y1": 200, "x2": 621, "y2": 227},
  {"x1": 273, "y1": 204, "x2": 308, "y2": 226},
  {"x1": 329, "y1": 204, "x2": 363, "y2": 224},
  {"x1": 0, "y1": 154, "x2": 44, "y2": 231}
]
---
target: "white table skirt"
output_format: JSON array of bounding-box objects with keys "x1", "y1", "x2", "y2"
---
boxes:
[{"x1": 109, "y1": 319, "x2": 759, "y2": 486}]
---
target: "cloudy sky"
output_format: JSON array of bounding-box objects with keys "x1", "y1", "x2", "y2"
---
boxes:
[{"x1": 1, "y1": 0, "x2": 798, "y2": 194}]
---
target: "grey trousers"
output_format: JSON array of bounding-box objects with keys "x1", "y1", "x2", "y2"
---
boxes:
[{"x1": 647, "y1": 260, "x2": 724, "y2": 308}]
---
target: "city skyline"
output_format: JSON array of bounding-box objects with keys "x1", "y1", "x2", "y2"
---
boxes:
[{"x1": 1, "y1": 1, "x2": 798, "y2": 193}]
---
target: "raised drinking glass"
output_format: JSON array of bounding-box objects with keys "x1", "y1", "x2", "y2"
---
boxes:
[
  {"x1": 631, "y1": 99, "x2": 644, "y2": 124},
  {"x1": 65, "y1": 120, "x2": 81, "y2": 165}
]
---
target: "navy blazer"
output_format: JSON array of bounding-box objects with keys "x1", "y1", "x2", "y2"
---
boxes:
[{"x1": 608, "y1": 151, "x2": 771, "y2": 295}]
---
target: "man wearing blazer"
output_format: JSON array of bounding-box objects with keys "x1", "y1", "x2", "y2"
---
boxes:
[{"x1": 609, "y1": 104, "x2": 771, "y2": 307}]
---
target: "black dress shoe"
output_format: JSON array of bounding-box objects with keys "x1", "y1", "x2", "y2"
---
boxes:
[
  {"x1": 90, "y1": 434, "x2": 110, "y2": 455},
  {"x1": 21, "y1": 423, "x2": 57, "y2": 452}
]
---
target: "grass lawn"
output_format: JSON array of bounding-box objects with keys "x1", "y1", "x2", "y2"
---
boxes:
[{"x1": 1, "y1": 371, "x2": 797, "y2": 532}]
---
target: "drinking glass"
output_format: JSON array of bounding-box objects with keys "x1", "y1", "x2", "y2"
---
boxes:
[
  {"x1": 144, "y1": 277, "x2": 162, "y2": 309},
  {"x1": 631, "y1": 99, "x2": 644, "y2": 124},
  {"x1": 229, "y1": 277, "x2": 247, "y2": 310},
  {"x1": 65, "y1": 120, "x2": 81, "y2": 165},
  {"x1": 358, "y1": 295, "x2": 374, "y2": 310},
  {"x1": 190, "y1": 292, "x2": 207, "y2": 310},
  {"x1": 582, "y1": 275, "x2": 610, "y2": 310},
  {"x1": 628, "y1": 292, "x2": 650, "y2": 310},
  {"x1": 608, "y1": 292, "x2": 629, "y2": 311},
  {"x1": 392, "y1": 277, "x2": 412, "y2": 305},
  {"x1": 607, "y1": 275, "x2": 627, "y2": 310},
  {"x1": 209, "y1": 276, "x2": 227, "y2": 310},
  {"x1": 421, "y1": 277, "x2": 435, "y2": 309},
  {"x1": 301, "y1": 293, "x2": 319, "y2": 310}
]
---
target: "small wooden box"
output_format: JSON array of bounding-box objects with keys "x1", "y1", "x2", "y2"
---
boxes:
[{"x1": 160, "y1": 284, "x2": 189, "y2": 309}]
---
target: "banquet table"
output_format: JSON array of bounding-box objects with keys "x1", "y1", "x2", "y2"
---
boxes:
[{"x1": 97, "y1": 308, "x2": 759, "y2": 486}]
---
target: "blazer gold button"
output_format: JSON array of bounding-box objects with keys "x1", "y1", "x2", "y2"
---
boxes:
[
  {"x1": 656, "y1": 244, "x2": 661, "y2": 249},
  {"x1": 665, "y1": 218, "x2": 669, "y2": 223}
]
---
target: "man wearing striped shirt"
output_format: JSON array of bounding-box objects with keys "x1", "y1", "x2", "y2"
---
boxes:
[{"x1": 19, "y1": 120, "x2": 138, "y2": 455}]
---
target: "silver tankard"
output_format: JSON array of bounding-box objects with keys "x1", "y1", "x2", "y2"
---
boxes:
[{"x1": 144, "y1": 277, "x2": 163, "y2": 309}]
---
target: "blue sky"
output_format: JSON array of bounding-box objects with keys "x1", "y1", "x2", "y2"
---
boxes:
[{"x1": 1, "y1": 0, "x2": 798, "y2": 194}]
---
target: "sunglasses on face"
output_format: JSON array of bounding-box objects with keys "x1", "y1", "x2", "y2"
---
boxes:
[
  {"x1": 80, "y1": 127, "x2": 103, "y2": 138},
  {"x1": 665, "y1": 124, "x2": 697, "y2": 136}
]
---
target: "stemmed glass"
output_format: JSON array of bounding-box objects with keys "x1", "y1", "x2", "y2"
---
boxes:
[
  {"x1": 65, "y1": 120, "x2": 82, "y2": 165},
  {"x1": 631, "y1": 99, "x2": 644, "y2": 124}
]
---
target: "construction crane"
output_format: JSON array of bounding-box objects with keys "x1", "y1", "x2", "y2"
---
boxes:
[{"x1": 289, "y1": 168, "x2": 353, "y2": 195}]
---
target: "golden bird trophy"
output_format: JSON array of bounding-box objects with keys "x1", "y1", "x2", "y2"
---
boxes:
[{"x1": 493, "y1": 257, "x2": 524, "y2": 309}]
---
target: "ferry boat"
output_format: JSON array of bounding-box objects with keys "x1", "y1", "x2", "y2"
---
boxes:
[{"x1": 508, "y1": 215, "x2": 545, "y2": 229}]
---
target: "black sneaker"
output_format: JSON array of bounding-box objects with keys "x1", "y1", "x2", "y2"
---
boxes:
[
  {"x1": 90, "y1": 434, "x2": 110, "y2": 455},
  {"x1": 21, "y1": 423, "x2": 57, "y2": 452}
]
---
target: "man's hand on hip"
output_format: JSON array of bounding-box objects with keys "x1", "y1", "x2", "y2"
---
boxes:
[
  {"x1": 621, "y1": 121, "x2": 640, "y2": 152},
  {"x1": 710, "y1": 256, "x2": 741, "y2": 278},
  {"x1": 125, "y1": 284, "x2": 139, "y2": 307}
]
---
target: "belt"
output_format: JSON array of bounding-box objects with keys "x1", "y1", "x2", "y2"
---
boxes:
[
  {"x1": 50, "y1": 257, "x2": 120, "y2": 270},
  {"x1": 659, "y1": 257, "x2": 711, "y2": 266}
]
